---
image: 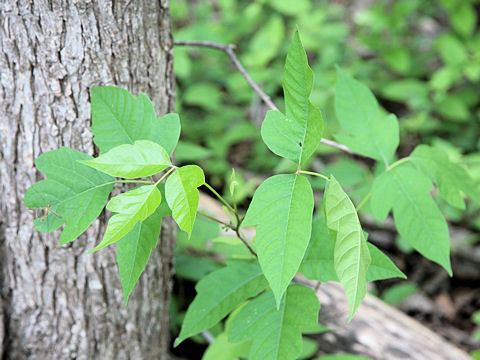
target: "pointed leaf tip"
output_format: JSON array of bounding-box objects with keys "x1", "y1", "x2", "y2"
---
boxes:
[
  {"x1": 165, "y1": 165, "x2": 204, "y2": 237},
  {"x1": 334, "y1": 68, "x2": 399, "y2": 163},
  {"x1": 177, "y1": 260, "x2": 267, "y2": 344},
  {"x1": 326, "y1": 176, "x2": 371, "y2": 320},
  {"x1": 91, "y1": 185, "x2": 162, "y2": 252},
  {"x1": 260, "y1": 28, "x2": 323, "y2": 165},
  {"x1": 371, "y1": 164, "x2": 452, "y2": 275}
]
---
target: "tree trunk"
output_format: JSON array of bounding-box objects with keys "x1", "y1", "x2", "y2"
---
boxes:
[{"x1": 0, "y1": 1, "x2": 175, "y2": 359}]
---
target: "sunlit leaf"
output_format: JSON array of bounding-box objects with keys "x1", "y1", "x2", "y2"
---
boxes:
[
  {"x1": 80, "y1": 140, "x2": 171, "y2": 178},
  {"x1": 91, "y1": 185, "x2": 161, "y2": 252},
  {"x1": 202, "y1": 332, "x2": 250, "y2": 360},
  {"x1": 165, "y1": 165, "x2": 205, "y2": 237}
]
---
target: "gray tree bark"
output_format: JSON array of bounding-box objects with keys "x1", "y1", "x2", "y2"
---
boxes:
[{"x1": 0, "y1": 1, "x2": 175, "y2": 359}]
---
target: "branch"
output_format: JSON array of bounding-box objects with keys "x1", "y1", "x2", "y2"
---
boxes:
[
  {"x1": 174, "y1": 40, "x2": 356, "y2": 156},
  {"x1": 174, "y1": 40, "x2": 278, "y2": 111}
]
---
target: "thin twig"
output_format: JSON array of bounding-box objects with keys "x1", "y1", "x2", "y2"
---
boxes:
[
  {"x1": 175, "y1": 40, "x2": 279, "y2": 111},
  {"x1": 197, "y1": 210, "x2": 233, "y2": 229},
  {"x1": 174, "y1": 39, "x2": 357, "y2": 156},
  {"x1": 201, "y1": 330, "x2": 215, "y2": 344},
  {"x1": 320, "y1": 138, "x2": 355, "y2": 154},
  {"x1": 235, "y1": 228, "x2": 257, "y2": 258},
  {"x1": 197, "y1": 210, "x2": 257, "y2": 258}
]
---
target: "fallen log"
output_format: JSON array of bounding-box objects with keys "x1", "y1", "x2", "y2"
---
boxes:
[
  {"x1": 198, "y1": 192, "x2": 472, "y2": 360},
  {"x1": 298, "y1": 278, "x2": 471, "y2": 360}
]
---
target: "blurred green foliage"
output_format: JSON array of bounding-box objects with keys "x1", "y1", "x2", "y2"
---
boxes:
[
  {"x1": 170, "y1": 3, "x2": 480, "y2": 355},
  {"x1": 171, "y1": 0, "x2": 480, "y2": 225}
]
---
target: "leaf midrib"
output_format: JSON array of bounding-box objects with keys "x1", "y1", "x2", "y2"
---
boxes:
[
  {"x1": 98, "y1": 94, "x2": 135, "y2": 145},
  {"x1": 329, "y1": 182, "x2": 365, "y2": 311},
  {"x1": 342, "y1": 78, "x2": 388, "y2": 164},
  {"x1": 390, "y1": 169, "x2": 437, "y2": 245},
  {"x1": 280, "y1": 175, "x2": 299, "y2": 287},
  {"x1": 184, "y1": 270, "x2": 263, "y2": 336}
]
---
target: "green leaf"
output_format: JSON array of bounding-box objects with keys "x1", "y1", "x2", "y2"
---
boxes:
[
  {"x1": 300, "y1": 338, "x2": 319, "y2": 360},
  {"x1": 24, "y1": 147, "x2": 114, "y2": 244},
  {"x1": 435, "y1": 34, "x2": 467, "y2": 66},
  {"x1": 175, "y1": 260, "x2": 268, "y2": 346},
  {"x1": 80, "y1": 140, "x2": 171, "y2": 179},
  {"x1": 176, "y1": 215, "x2": 219, "y2": 251},
  {"x1": 300, "y1": 214, "x2": 338, "y2": 282},
  {"x1": 300, "y1": 215, "x2": 404, "y2": 283},
  {"x1": 243, "y1": 174, "x2": 314, "y2": 306},
  {"x1": 175, "y1": 141, "x2": 213, "y2": 162},
  {"x1": 371, "y1": 164, "x2": 452, "y2": 275},
  {"x1": 91, "y1": 185, "x2": 161, "y2": 252},
  {"x1": 410, "y1": 145, "x2": 480, "y2": 210},
  {"x1": 450, "y1": 3, "x2": 476, "y2": 37},
  {"x1": 202, "y1": 332, "x2": 250, "y2": 360},
  {"x1": 334, "y1": 67, "x2": 399, "y2": 164},
  {"x1": 243, "y1": 14, "x2": 285, "y2": 67},
  {"x1": 117, "y1": 184, "x2": 171, "y2": 305},
  {"x1": 90, "y1": 87, "x2": 180, "y2": 154},
  {"x1": 228, "y1": 285, "x2": 320, "y2": 360},
  {"x1": 261, "y1": 30, "x2": 323, "y2": 165},
  {"x1": 268, "y1": 0, "x2": 310, "y2": 16},
  {"x1": 174, "y1": 255, "x2": 222, "y2": 282},
  {"x1": 325, "y1": 176, "x2": 371, "y2": 320},
  {"x1": 165, "y1": 165, "x2": 205, "y2": 237},
  {"x1": 183, "y1": 83, "x2": 222, "y2": 111},
  {"x1": 366, "y1": 243, "x2": 406, "y2": 282},
  {"x1": 381, "y1": 282, "x2": 418, "y2": 306}
]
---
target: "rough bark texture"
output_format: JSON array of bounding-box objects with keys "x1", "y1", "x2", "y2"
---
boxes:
[{"x1": 0, "y1": 1, "x2": 175, "y2": 359}]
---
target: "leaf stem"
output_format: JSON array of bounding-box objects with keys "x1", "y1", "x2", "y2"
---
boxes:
[
  {"x1": 388, "y1": 157, "x2": 410, "y2": 171},
  {"x1": 235, "y1": 229, "x2": 257, "y2": 258},
  {"x1": 154, "y1": 166, "x2": 176, "y2": 186},
  {"x1": 115, "y1": 180, "x2": 152, "y2": 184},
  {"x1": 299, "y1": 170, "x2": 329, "y2": 181},
  {"x1": 355, "y1": 192, "x2": 372, "y2": 212},
  {"x1": 197, "y1": 210, "x2": 233, "y2": 229},
  {"x1": 203, "y1": 182, "x2": 236, "y2": 214},
  {"x1": 198, "y1": 210, "x2": 257, "y2": 258}
]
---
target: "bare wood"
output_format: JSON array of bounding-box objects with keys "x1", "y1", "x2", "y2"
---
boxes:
[
  {"x1": 174, "y1": 40, "x2": 357, "y2": 155},
  {"x1": 299, "y1": 279, "x2": 471, "y2": 360},
  {"x1": 198, "y1": 192, "x2": 471, "y2": 360},
  {"x1": 0, "y1": 1, "x2": 175, "y2": 359}
]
